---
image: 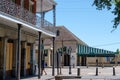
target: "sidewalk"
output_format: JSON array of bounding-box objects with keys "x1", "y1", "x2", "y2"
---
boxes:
[
  {"x1": 21, "y1": 66, "x2": 120, "y2": 80},
  {"x1": 21, "y1": 75, "x2": 54, "y2": 80}
]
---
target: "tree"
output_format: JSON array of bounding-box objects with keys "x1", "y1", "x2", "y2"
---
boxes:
[
  {"x1": 93, "y1": 0, "x2": 120, "y2": 28},
  {"x1": 116, "y1": 48, "x2": 120, "y2": 54}
]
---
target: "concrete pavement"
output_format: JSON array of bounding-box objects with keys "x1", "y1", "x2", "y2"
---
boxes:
[{"x1": 21, "y1": 66, "x2": 120, "y2": 80}]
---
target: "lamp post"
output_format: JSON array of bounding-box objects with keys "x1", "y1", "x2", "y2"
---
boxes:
[
  {"x1": 59, "y1": 48, "x2": 62, "y2": 75},
  {"x1": 52, "y1": 37, "x2": 55, "y2": 76},
  {"x1": 56, "y1": 50, "x2": 59, "y2": 75},
  {"x1": 68, "y1": 47, "x2": 72, "y2": 74}
]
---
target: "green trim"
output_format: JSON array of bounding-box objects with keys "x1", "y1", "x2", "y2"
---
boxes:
[{"x1": 77, "y1": 44, "x2": 115, "y2": 57}]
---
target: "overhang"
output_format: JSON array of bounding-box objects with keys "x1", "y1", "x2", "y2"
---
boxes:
[
  {"x1": 0, "y1": 12, "x2": 56, "y2": 38},
  {"x1": 77, "y1": 44, "x2": 116, "y2": 57}
]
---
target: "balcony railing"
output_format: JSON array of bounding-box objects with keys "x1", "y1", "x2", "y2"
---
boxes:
[{"x1": 0, "y1": 0, "x2": 54, "y2": 30}]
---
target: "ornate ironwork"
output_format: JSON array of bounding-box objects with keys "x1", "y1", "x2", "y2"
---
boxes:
[{"x1": 0, "y1": 0, "x2": 54, "y2": 30}]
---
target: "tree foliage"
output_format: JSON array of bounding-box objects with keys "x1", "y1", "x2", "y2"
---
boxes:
[{"x1": 93, "y1": 0, "x2": 120, "y2": 28}]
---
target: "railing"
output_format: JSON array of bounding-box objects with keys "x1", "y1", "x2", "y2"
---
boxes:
[{"x1": 0, "y1": 0, "x2": 54, "y2": 30}]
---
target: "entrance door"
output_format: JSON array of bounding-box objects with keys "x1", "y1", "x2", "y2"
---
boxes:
[
  {"x1": 21, "y1": 42, "x2": 26, "y2": 76},
  {"x1": 6, "y1": 40, "x2": 13, "y2": 78},
  {"x1": 64, "y1": 54, "x2": 70, "y2": 66},
  {"x1": 81, "y1": 56, "x2": 86, "y2": 66},
  {"x1": 26, "y1": 44, "x2": 31, "y2": 75}
]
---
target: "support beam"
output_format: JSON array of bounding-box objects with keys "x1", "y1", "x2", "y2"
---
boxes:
[
  {"x1": 41, "y1": 39, "x2": 44, "y2": 75},
  {"x1": 52, "y1": 37, "x2": 55, "y2": 76},
  {"x1": 16, "y1": 24, "x2": 22, "y2": 80},
  {"x1": 57, "y1": 51, "x2": 59, "y2": 75},
  {"x1": 53, "y1": 5, "x2": 56, "y2": 31},
  {"x1": 38, "y1": 32, "x2": 41, "y2": 79},
  {"x1": 52, "y1": 5, "x2": 56, "y2": 76}
]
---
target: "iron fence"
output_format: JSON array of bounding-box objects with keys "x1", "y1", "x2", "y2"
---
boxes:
[{"x1": 0, "y1": 0, "x2": 54, "y2": 30}]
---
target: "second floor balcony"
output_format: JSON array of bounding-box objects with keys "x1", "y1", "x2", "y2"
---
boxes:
[{"x1": 0, "y1": 0, "x2": 55, "y2": 33}]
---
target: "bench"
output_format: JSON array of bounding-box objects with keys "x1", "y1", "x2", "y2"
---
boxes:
[{"x1": 55, "y1": 75, "x2": 81, "y2": 80}]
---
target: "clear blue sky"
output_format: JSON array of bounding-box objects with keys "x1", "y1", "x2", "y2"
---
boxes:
[{"x1": 45, "y1": 0, "x2": 120, "y2": 52}]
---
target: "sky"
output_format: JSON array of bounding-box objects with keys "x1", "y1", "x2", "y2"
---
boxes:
[{"x1": 45, "y1": 0, "x2": 120, "y2": 52}]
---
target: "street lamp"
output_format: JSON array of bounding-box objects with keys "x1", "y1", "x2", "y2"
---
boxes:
[{"x1": 68, "y1": 47, "x2": 72, "y2": 74}]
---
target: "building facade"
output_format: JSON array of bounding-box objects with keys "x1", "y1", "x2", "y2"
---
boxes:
[
  {"x1": 40, "y1": 26, "x2": 87, "y2": 67},
  {"x1": 0, "y1": 0, "x2": 56, "y2": 80},
  {"x1": 40, "y1": 26, "x2": 117, "y2": 68}
]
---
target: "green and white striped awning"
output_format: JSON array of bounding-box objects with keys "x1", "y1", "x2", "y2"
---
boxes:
[{"x1": 77, "y1": 44, "x2": 116, "y2": 57}]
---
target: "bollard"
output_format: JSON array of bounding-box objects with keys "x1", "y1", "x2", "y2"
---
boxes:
[
  {"x1": 69, "y1": 65, "x2": 72, "y2": 74},
  {"x1": 87, "y1": 64, "x2": 88, "y2": 68},
  {"x1": 96, "y1": 67, "x2": 98, "y2": 76},
  {"x1": 77, "y1": 68, "x2": 80, "y2": 76},
  {"x1": 113, "y1": 66, "x2": 115, "y2": 76},
  {"x1": 96, "y1": 59, "x2": 98, "y2": 76},
  {"x1": 73, "y1": 64, "x2": 75, "y2": 68}
]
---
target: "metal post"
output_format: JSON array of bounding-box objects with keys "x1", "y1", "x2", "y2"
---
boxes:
[
  {"x1": 69, "y1": 65, "x2": 71, "y2": 74},
  {"x1": 57, "y1": 51, "x2": 59, "y2": 75},
  {"x1": 69, "y1": 47, "x2": 72, "y2": 74},
  {"x1": 52, "y1": 37, "x2": 55, "y2": 76},
  {"x1": 16, "y1": 24, "x2": 21, "y2": 80},
  {"x1": 96, "y1": 59, "x2": 98, "y2": 76},
  {"x1": 38, "y1": 0, "x2": 43, "y2": 78},
  {"x1": 77, "y1": 68, "x2": 80, "y2": 76},
  {"x1": 41, "y1": 39, "x2": 44, "y2": 75},
  {"x1": 53, "y1": 5, "x2": 56, "y2": 29},
  {"x1": 52, "y1": 4, "x2": 56, "y2": 76},
  {"x1": 38, "y1": 32, "x2": 41, "y2": 79},
  {"x1": 113, "y1": 66, "x2": 115, "y2": 76}
]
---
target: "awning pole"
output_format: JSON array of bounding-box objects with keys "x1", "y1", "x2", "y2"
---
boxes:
[
  {"x1": 38, "y1": 32, "x2": 41, "y2": 79},
  {"x1": 16, "y1": 24, "x2": 22, "y2": 80}
]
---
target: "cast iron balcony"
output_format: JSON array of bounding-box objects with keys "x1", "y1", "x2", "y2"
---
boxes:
[{"x1": 0, "y1": 0, "x2": 53, "y2": 29}]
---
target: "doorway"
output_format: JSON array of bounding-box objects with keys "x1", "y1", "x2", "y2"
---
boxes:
[
  {"x1": 6, "y1": 40, "x2": 14, "y2": 78},
  {"x1": 64, "y1": 54, "x2": 70, "y2": 66}
]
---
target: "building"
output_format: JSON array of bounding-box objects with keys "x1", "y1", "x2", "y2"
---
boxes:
[
  {"x1": 39, "y1": 26, "x2": 117, "y2": 68},
  {"x1": 0, "y1": 0, "x2": 56, "y2": 80},
  {"x1": 41, "y1": 26, "x2": 87, "y2": 67}
]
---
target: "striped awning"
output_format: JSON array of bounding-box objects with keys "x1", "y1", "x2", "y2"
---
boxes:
[{"x1": 77, "y1": 44, "x2": 116, "y2": 57}]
